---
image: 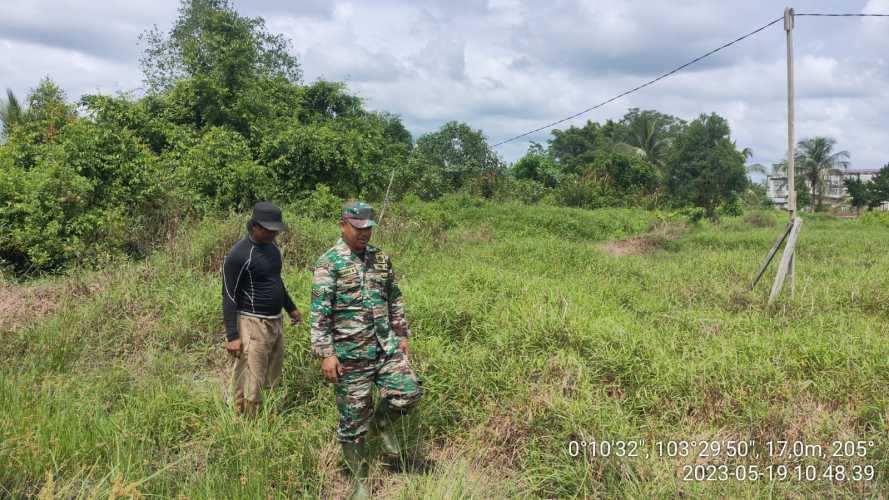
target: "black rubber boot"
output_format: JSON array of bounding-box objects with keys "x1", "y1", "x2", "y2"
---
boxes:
[
  {"x1": 371, "y1": 400, "x2": 403, "y2": 456},
  {"x1": 341, "y1": 441, "x2": 369, "y2": 500}
]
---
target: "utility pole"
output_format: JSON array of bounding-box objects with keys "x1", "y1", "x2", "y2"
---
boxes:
[
  {"x1": 785, "y1": 7, "x2": 796, "y2": 218},
  {"x1": 785, "y1": 7, "x2": 797, "y2": 295},
  {"x1": 749, "y1": 7, "x2": 803, "y2": 305}
]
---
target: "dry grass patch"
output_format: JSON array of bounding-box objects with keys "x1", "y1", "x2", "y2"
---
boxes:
[
  {"x1": 0, "y1": 279, "x2": 102, "y2": 332},
  {"x1": 599, "y1": 223, "x2": 686, "y2": 256}
]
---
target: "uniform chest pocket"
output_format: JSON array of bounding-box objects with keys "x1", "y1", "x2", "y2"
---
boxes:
[
  {"x1": 335, "y1": 274, "x2": 363, "y2": 307},
  {"x1": 366, "y1": 271, "x2": 388, "y2": 299}
]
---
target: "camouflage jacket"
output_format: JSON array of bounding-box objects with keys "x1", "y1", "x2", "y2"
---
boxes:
[{"x1": 310, "y1": 239, "x2": 412, "y2": 360}]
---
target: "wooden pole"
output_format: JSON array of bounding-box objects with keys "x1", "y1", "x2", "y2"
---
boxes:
[
  {"x1": 769, "y1": 218, "x2": 802, "y2": 305},
  {"x1": 785, "y1": 7, "x2": 797, "y2": 297},
  {"x1": 785, "y1": 7, "x2": 796, "y2": 216},
  {"x1": 749, "y1": 221, "x2": 794, "y2": 291}
]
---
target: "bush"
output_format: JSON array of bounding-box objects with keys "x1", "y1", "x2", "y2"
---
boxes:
[
  {"x1": 717, "y1": 197, "x2": 744, "y2": 217},
  {"x1": 290, "y1": 184, "x2": 342, "y2": 221},
  {"x1": 742, "y1": 209, "x2": 778, "y2": 228},
  {"x1": 555, "y1": 175, "x2": 619, "y2": 209},
  {"x1": 0, "y1": 119, "x2": 174, "y2": 272},
  {"x1": 173, "y1": 127, "x2": 275, "y2": 212},
  {"x1": 860, "y1": 210, "x2": 889, "y2": 227},
  {"x1": 465, "y1": 174, "x2": 551, "y2": 204},
  {"x1": 1, "y1": 155, "x2": 122, "y2": 271},
  {"x1": 676, "y1": 206, "x2": 706, "y2": 224}
]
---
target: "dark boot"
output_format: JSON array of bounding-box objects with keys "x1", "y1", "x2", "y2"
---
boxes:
[
  {"x1": 371, "y1": 400, "x2": 403, "y2": 456},
  {"x1": 341, "y1": 441, "x2": 369, "y2": 500}
]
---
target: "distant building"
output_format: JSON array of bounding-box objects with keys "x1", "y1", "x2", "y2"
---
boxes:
[{"x1": 767, "y1": 169, "x2": 888, "y2": 212}]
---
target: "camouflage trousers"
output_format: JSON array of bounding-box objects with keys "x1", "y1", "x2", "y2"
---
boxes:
[
  {"x1": 230, "y1": 313, "x2": 284, "y2": 413},
  {"x1": 334, "y1": 350, "x2": 422, "y2": 443}
]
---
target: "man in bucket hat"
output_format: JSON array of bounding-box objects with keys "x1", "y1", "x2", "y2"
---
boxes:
[
  {"x1": 222, "y1": 201, "x2": 302, "y2": 415},
  {"x1": 310, "y1": 201, "x2": 422, "y2": 499}
]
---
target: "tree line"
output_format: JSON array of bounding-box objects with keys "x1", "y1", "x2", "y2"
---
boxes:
[{"x1": 0, "y1": 0, "x2": 852, "y2": 275}]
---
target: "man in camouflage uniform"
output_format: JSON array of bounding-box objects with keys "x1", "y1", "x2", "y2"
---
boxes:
[{"x1": 310, "y1": 201, "x2": 422, "y2": 498}]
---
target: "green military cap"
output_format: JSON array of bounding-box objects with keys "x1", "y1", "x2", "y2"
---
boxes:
[{"x1": 342, "y1": 201, "x2": 377, "y2": 229}]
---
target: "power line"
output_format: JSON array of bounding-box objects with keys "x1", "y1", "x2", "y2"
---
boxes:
[
  {"x1": 796, "y1": 13, "x2": 889, "y2": 17},
  {"x1": 492, "y1": 12, "x2": 889, "y2": 149},
  {"x1": 492, "y1": 16, "x2": 784, "y2": 147}
]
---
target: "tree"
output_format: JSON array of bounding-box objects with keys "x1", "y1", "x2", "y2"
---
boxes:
[
  {"x1": 665, "y1": 113, "x2": 748, "y2": 219},
  {"x1": 140, "y1": 0, "x2": 301, "y2": 93},
  {"x1": 795, "y1": 137, "x2": 849, "y2": 211},
  {"x1": 844, "y1": 178, "x2": 872, "y2": 216},
  {"x1": 868, "y1": 163, "x2": 889, "y2": 209},
  {"x1": 24, "y1": 77, "x2": 76, "y2": 141},
  {"x1": 618, "y1": 108, "x2": 684, "y2": 168},
  {"x1": 742, "y1": 181, "x2": 772, "y2": 208},
  {"x1": 139, "y1": 0, "x2": 302, "y2": 136},
  {"x1": 0, "y1": 89, "x2": 29, "y2": 139},
  {"x1": 1, "y1": 78, "x2": 77, "y2": 170},
  {"x1": 591, "y1": 152, "x2": 659, "y2": 197},
  {"x1": 512, "y1": 142, "x2": 560, "y2": 187},
  {"x1": 408, "y1": 121, "x2": 501, "y2": 197},
  {"x1": 746, "y1": 162, "x2": 767, "y2": 177},
  {"x1": 549, "y1": 121, "x2": 619, "y2": 175},
  {"x1": 739, "y1": 159, "x2": 771, "y2": 208}
]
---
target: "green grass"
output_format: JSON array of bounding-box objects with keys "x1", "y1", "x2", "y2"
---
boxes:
[{"x1": 2, "y1": 201, "x2": 888, "y2": 498}]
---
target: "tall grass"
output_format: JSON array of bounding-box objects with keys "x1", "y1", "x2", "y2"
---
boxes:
[{"x1": 2, "y1": 200, "x2": 887, "y2": 498}]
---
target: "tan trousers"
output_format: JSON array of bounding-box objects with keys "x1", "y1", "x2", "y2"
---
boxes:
[{"x1": 230, "y1": 313, "x2": 284, "y2": 413}]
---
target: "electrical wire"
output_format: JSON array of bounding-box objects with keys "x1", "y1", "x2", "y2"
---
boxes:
[
  {"x1": 796, "y1": 13, "x2": 889, "y2": 17},
  {"x1": 492, "y1": 16, "x2": 784, "y2": 147},
  {"x1": 492, "y1": 12, "x2": 889, "y2": 148}
]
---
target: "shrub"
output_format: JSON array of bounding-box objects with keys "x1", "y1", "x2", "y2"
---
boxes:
[
  {"x1": 676, "y1": 206, "x2": 706, "y2": 224},
  {"x1": 0, "y1": 119, "x2": 174, "y2": 272},
  {"x1": 717, "y1": 197, "x2": 744, "y2": 217},
  {"x1": 555, "y1": 175, "x2": 619, "y2": 209},
  {"x1": 860, "y1": 210, "x2": 889, "y2": 227},
  {"x1": 173, "y1": 127, "x2": 275, "y2": 212},
  {"x1": 290, "y1": 184, "x2": 342, "y2": 221},
  {"x1": 742, "y1": 209, "x2": 778, "y2": 228},
  {"x1": 0, "y1": 154, "x2": 122, "y2": 271}
]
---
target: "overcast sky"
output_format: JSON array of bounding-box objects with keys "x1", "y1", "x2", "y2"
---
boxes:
[{"x1": 1, "y1": 0, "x2": 887, "y2": 171}]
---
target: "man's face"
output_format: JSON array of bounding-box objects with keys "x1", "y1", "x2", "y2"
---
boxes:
[
  {"x1": 252, "y1": 224, "x2": 279, "y2": 244},
  {"x1": 340, "y1": 220, "x2": 373, "y2": 252}
]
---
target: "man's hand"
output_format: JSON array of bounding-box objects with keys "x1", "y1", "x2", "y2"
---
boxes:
[
  {"x1": 399, "y1": 338, "x2": 409, "y2": 356},
  {"x1": 321, "y1": 356, "x2": 343, "y2": 384},
  {"x1": 288, "y1": 309, "x2": 302, "y2": 326},
  {"x1": 227, "y1": 338, "x2": 242, "y2": 357}
]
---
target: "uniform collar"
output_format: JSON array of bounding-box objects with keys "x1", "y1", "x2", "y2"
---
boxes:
[{"x1": 335, "y1": 238, "x2": 375, "y2": 263}]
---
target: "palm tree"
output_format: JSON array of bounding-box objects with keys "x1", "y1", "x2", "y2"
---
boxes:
[
  {"x1": 746, "y1": 163, "x2": 768, "y2": 177},
  {"x1": 0, "y1": 89, "x2": 28, "y2": 138},
  {"x1": 624, "y1": 111, "x2": 668, "y2": 167},
  {"x1": 739, "y1": 146, "x2": 766, "y2": 177},
  {"x1": 795, "y1": 137, "x2": 850, "y2": 211}
]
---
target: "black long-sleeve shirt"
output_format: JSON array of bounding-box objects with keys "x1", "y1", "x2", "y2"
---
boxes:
[{"x1": 222, "y1": 236, "x2": 296, "y2": 341}]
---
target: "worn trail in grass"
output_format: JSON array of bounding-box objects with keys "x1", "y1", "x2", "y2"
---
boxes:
[{"x1": 2, "y1": 199, "x2": 888, "y2": 498}]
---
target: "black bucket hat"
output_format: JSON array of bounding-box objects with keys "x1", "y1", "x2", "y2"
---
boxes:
[{"x1": 251, "y1": 201, "x2": 288, "y2": 232}]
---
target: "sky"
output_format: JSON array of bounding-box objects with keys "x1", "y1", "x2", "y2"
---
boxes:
[{"x1": 1, "y1": 0, "x2": 887, "y2": 172}]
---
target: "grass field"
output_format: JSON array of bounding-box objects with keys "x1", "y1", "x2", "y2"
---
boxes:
[{"x1": 2, "y1": 198, "x2": 888, "y2": 498}]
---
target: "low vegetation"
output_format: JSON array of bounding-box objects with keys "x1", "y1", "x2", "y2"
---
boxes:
[{"x1": 2, "y1": 200, "x2": 887, "y2": 498}]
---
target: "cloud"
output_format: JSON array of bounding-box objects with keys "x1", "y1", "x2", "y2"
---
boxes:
[
  {"x1": 0, "y1": 1, "x2": 177, "y2": 62},
  {"x1": 233, "y1": 0, "x2": 333, "y2": 19},
  {"x1": 1, "y1": 0, "x2": 886, "y2": 170},
  {"x1": 0, "y1": 39, "x2": 143, "y2": 102}
]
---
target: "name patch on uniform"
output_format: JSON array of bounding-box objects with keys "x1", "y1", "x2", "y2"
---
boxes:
[
  {"x1": 373, "y1": 253, "x2": 387, "y2": 271},
  {"x1": 339, "y1": 265, "x2": 359, "y2": 278}
]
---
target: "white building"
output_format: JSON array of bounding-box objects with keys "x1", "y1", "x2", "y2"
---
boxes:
[{"x1": 767, "y1": 169, "x2": 888, "y2": 211}]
